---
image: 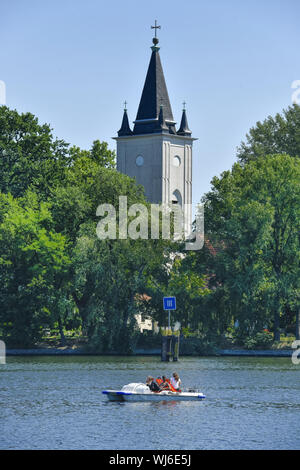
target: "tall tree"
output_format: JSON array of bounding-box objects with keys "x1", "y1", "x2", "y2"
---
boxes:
[
  {"x1": 237, "y1": 104, "x2": 300, "y2": 164},
  {"x1": 0, "y1": 192, "x2": 70, "y2": 347},
  {"x1": 0, "y1": 107, "x2": 117, "y2": 201},
  {"x1": 89, "y1": 140, "x2": 116, "y2": 168},
  {"x1": 0, "y1": 106, "x2": 70, "y2": 198},
  {"x1": 202, "y1": 154, "x2": 300, "y2": 341},
  {"x1": 72, "y1": 223, "x2": 172, "y2": 353}
]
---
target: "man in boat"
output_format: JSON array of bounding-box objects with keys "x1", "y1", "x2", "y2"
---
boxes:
[
  {"x1": 159, "y1": 376, "x2": 172, "y2": 391},
  {"x1": 155, "y1": 376, "x2": 173, "y2": 391},
  {"x1": 146, "y1": 376, "x2": 161, "y2": 393},
  {"x1": 156, "y1": 376, "x2": 163, "y2": 387}
]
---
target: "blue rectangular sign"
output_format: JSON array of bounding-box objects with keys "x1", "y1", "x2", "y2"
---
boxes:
[{"x1": 163, "y1": 297, "x2": 176, "y2": 310}]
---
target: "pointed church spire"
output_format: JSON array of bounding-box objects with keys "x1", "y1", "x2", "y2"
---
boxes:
[
  {"x1": 133, "y1": 25, "x2": 176, "y2": 135},
  {"x1": 154, "y1": 104, "x2": 169, "y2": 133},
  {"x1": 177, "y1": 104, "x2": 192, "y2": 136},
  {"x1": 118, "y1": 103, "x2": 133, "y2": 136}
]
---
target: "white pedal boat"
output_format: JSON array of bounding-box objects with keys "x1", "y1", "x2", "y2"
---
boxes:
[{"x1": 102, "y1": 383, "x2": 206, "y2": 402}]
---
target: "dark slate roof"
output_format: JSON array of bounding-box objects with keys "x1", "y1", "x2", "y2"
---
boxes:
[
  {"x1": 118, "y1": 109, "x2": 133, "y2": 136},
  {"x1": 133, "y1": 48, "x2": 176, "y2": 135},
  {"x1": 154, "y1": 104, "x2": 170, "y2": 133},
  {"x1": 177, "y1": 109, "x2": 192, "y2": 136}
]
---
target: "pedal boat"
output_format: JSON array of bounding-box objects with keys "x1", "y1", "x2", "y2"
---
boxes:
[{"x1": 102, "y1": 383, "x2": 206, "y2": 402}]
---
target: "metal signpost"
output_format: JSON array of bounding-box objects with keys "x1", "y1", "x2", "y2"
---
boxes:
[{"x1": 162, "y1": 297, "x2": 178, "y2": 361}]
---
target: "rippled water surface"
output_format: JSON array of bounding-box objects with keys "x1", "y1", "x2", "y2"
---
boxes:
[{"x1": 0, "y1": 355, "x2": 299, "y2": 449}]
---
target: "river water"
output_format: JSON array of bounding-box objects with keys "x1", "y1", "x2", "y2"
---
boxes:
[{"x1": 0, "y1": 355, "x2": 299, "y2": 450}]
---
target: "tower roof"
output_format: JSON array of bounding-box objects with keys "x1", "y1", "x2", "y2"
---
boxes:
[
  {"x1": 118, "y1": 108, "x2": 133, "y2": 136},
  {"x1": 133, "y1": 43, "x2": 176, "y2": 135},
  {"x1": 177, "y1": 108, "x2": 192, "y2": 136},
  {"x1": 115, "y1": 25, "x2": 194, "y2": 140}
]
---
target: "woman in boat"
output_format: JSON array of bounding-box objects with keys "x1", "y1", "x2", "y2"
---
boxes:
[
  {"x1": 146, "y1": 376, "x2": 161, "y2": 392},
  {"x1": 170, "y1": 372, "x2": 182, "y2": 392}
]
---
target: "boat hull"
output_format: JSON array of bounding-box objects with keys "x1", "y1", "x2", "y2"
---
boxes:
[{"x1": 102, "y1": 390, "x2": 206, "y2": 402}]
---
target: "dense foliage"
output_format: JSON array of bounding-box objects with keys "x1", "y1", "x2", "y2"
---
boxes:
[
  {"x1": 237, "y1": 104, "x2": 300, "y2": 164},
  {"x1": 0, "y1": 106, "x2": 180, "y2": 349},
  {"x1": 0, "y1": 104, "x2": 299, "y2": 350},
  {"x1": 200, "y1": 154, "x2": 300, "y2": 342}
]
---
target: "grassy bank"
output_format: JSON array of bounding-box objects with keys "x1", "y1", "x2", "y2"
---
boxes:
[{"x1": 27, "y1": 330, "x2": 297, "y2": 356}]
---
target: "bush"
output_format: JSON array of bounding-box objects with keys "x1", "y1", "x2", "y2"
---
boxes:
[
  {"x1": 135, "y1": 331, "x2": 162, "y2": 349},
  {"x1": 243, "y1": 330, "x2": 273, "y2": 349},
  {"x1": 180, "y1": 336, "x2": 218, "y2": 355}
]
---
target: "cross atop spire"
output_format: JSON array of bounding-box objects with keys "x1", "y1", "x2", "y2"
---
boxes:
[
  {"x1": 151, "y1": 20, "x2": 161, "y2": 39},
  {"x1": 151, "y1": 20, "x2": 161, "y2": 50}
]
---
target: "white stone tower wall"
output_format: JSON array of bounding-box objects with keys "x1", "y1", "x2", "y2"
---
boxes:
[{"x1": 116, "y1": 133, "x2": 193, "y2": 235}]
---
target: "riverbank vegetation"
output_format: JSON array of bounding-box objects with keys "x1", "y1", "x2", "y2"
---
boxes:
[{"x1": 0, "y1": 104, "x2": 299, "y2": 352}]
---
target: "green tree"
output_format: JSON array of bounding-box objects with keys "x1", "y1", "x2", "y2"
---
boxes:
[
  {"x1": 0, "y1": 106, "x2": 70, "y2": 198},
  {"x1": 50, "y1": 160, "x2": 146, "y2": 244},
  {"x1": 0, "y1": 192, "x2": 70, "y2": 347},
  {"x1": 237, "y1": 104, "x2": 300, "y2": 164},
  {"x1": 146, "y1": 256, "x2": 209, "y2": 331},
  {"x1": 90, "y1": 140, "x2": 115, "y2": 168},
  {"x1": 0, "y1": 107, "x2": 117, "y2": 202},
  {"x1": 69, "y1": 140, "x2": 115, "y2": 168},
  {"x1": 202, "y1": 154, "x2": 300, "y2": 341},
  {"x1": 72, "y1": 222, "x2": 171, "y2": 353},
  {"x1": 62, "y1": 161, "x2": 171, "y2": 351}
]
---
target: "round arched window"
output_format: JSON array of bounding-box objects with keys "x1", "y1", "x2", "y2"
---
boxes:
[
  {"x1": 136, "y1": 155, "x2": 144, "y2": 166},
  {"x1": 173, "y1": 155, "x2": 181, "y2": 167},
  {"x1": 172, "y1": 190, "x2": 182, "y2": 206}
]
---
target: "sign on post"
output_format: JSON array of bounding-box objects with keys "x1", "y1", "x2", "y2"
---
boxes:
[
  {"x1": 162, "y1": 297, "x2": 178, "y2": 362},
  {"x1": 163, "y1": 297, "x2": 176, "y2": 310}
]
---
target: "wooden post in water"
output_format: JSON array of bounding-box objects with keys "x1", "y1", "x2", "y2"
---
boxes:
[
  {"x1": 173, "y1": 330, "x2": 180, "y2": 361},
  {"x1": 161, "y1": 327, "x2": 180, "y2": 362},
  {"x1": 161, "y1": 327, "x2": 173, "y2": 361},
  {"x1": 161, "y1": 332, "x2": 168, "y2": 361}
]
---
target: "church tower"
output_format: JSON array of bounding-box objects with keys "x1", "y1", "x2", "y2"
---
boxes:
[{"x1": 114, "y1": 24, "x2": 195, "y2": 233}]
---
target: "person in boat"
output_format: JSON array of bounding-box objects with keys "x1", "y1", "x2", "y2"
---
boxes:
[
  {"x1": 160, "y1": 375, "x2": 173, "y2": 391},
  {"x1": 170, "y1": 372, "x2": 182, "y2": 392},
  {"x1": 146, "y1": 376, "x2": 161, "y2": 393},
  {"x1": 156, "y1": 376, "x2": 164, "y2": 388},
  {"x1": 155, "y1": 376, "x2": 176, "y2": 392}
]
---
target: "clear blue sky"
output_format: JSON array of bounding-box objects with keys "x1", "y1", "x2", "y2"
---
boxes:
[{"x1": 1, "y1": 0, "x2": 299, "y2": 205}]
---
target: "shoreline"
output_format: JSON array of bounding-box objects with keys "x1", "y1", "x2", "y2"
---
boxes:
[{"x1": 5, "y1": 348, "x2": 293, "y2": 357}]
